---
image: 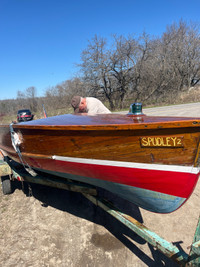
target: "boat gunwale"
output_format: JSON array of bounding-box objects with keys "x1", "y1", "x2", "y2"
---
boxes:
[
  {"x1": 9, "y1": 121, "x2": 200, "y2": 131},
  {"x1": 1, "y1": 114, "x2": 200, "y2": 130}
]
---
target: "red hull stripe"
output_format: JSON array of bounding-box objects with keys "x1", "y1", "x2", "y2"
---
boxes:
[
  {"x1": 47, "y1": 156, "x2": 199, "y2": 199},
  {"x1": 53, "y1": 156, "x2": 199, "y2": 174}
]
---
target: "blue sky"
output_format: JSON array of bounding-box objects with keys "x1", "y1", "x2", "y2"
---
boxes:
[{"x1": 0, "y1": 0, "x2": 200, "y2": 100}]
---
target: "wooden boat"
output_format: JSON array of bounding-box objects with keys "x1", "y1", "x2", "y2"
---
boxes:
[{"x1": 1, "y1": 106, "x2": 200, "y2": 213}]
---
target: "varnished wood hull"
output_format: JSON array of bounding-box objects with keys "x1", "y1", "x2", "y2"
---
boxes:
[{"x1": 1, "y1": 113, "x2": 200, "y2": 213}]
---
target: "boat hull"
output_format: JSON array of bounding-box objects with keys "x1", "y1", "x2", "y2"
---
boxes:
[{"x1": 1, "y1": 113, "x2": 200, "y2": 213}]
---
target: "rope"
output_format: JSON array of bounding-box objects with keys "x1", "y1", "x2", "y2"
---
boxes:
[{"x1": 9, "y1": 123, "x2": 37, "y2": 177}]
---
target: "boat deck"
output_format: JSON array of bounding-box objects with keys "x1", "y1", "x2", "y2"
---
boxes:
[{"x1": 6, "y1": 113, "x2": 200, "y2": 131}]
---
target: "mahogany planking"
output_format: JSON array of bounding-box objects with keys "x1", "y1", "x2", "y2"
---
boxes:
[{"x1": 1, "y1": 113, "x2": 200, "y2": 167}]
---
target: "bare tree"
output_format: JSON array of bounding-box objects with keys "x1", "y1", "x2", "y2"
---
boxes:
[
  {"x1": 131, "y1": 21, "x2": 200, "y2": 104},
  {"x1": 79, "y1": 35, "x2": 148, "y2": 109},
  {"x1": 160, "y1": 21, "x2": 200, "y2": 91},
  {"x1": 24, "y1": 86, "x2": 37, "y2": 112},
  {"x1": 79, "y1": 35, "x2": 116, "y2": 109}
]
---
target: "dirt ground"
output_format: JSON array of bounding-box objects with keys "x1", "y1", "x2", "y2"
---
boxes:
[
  {"x1": 0, "y1": 177, "x2": 181, "y2": 267},
  {"x1": 1, "y1": 102, "x2": 200, "y2": 267}
]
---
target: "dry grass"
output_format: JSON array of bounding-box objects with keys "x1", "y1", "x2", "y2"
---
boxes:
[
  {"x1": 142, "y1": 86, "x2": 200, "y2": 108},
  {"x1": 0, "y1": 107, "x2": 73, "y2": 125},
  {"x1": 178, "y1": 86, "x2": 200, "y2": 103}
]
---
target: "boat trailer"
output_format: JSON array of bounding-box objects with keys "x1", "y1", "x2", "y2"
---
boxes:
[{"x1": 0, "y1": 158, "x2": 200, "y2": 266}]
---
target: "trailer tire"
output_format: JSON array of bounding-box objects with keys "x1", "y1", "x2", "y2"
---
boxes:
[{"x1": 1, "y1": 176, "x2": 13, "y2": 195}]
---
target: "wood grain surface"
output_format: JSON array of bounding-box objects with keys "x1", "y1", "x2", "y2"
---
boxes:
[{"x1": 1, "y1": 113, "x2": 200, "y2": 167}]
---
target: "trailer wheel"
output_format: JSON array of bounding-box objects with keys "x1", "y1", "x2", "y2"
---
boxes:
[{"x1": 1, "y1": 176, "x2": 13, "y2": 195}]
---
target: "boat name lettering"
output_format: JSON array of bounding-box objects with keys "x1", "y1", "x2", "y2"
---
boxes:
[{"x1": 140, "y1": 136, "x2": 184, "y2": 147}]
